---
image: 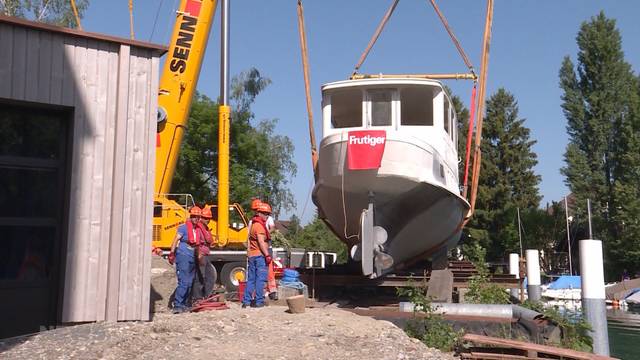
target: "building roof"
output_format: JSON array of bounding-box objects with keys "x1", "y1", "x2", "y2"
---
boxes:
[{"x1": 0, "y1": 14, "x2": 167, "y2": 56}]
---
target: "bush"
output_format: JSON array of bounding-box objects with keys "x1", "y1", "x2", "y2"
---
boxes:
[
  {"x1": 463, "y1": 242, "x2": 511, "y2": 304},
  {"x1": 521, "y1": 301, "x2": 592, "y2": 352},
  {"x1": 397, "y1": 283, "x2": 464, "y2": 352}
]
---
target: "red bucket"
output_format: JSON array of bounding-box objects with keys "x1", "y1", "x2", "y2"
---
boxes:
[{"x1": 238, "y1": 281, "x2": 246, "y2": 301}]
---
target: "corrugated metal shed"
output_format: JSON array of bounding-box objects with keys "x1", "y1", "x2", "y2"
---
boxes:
[{"x1": 0, "y1": 15, "x2": 166, "y2": 323}]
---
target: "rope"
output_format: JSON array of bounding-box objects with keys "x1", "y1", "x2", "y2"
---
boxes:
[
  {"x1": 128, "y1": 0, "x2": 135, "y2": 40},
  {"x1": 299, "y1": 177, "x2": 314, "y2": 223},
  {"x1": 462, "y1": 82, "x2": 477, "y2": 197},
  {"x1": 70, "y1": 0, "x2": 82, "y2": 30},
  {"x1": 340, "y1": 140, "x2": 358, "y2": 240},
  {"x1": 190, "y1": 294, "x2": 229, "y2": 312},
  {"x1": 296, "y1": 0, "x2": 319, "y2": 177},
  {"x1": 428, "y1": 0, "x2": 475, "y2": 75},
  {"x1": 351, "y1": 0, "x2": 400, "y2": 77},
  {"x1": 149, "y1": 0, "x2": 165, "y2": 41}
]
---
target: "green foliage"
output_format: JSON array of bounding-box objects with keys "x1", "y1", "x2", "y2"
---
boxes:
[
  {"x1": 559, "y1": 12, "x2": 640, "y2": 277},
  {"x1": 288, "y1": 214, "x2": 347, "y2": 263},
  {"x1": 464, "y1": 89, "x2": 541, "y2": 261},
  {"x1": 462, "y1": 242, "x2": 511, "y2": 305},
  {"x1": 172, "y1": 69, "x2": 297, "y2": 216},
  {"x1": 1, "y1": 0, "x2": 89, "y2": 28},
  {"x1": 521, "y1": 301, "x2": 593, "y2": 352},
  {"x1": 397, "y1": 284, "x2": 463, "y2": 352}
]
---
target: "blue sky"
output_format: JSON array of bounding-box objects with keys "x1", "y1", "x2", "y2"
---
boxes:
[{"x1": 83, "y1": 1, "x2": 640, "y2": 224}]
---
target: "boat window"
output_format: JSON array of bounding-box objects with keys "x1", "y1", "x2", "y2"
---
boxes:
[
  {"x1": 400, "y1": 87, "x2": 433, "y2": 126},
  {"x1": 444, "y1": 97, "x2": 451, "y2": 134},
  {"x1": 369, "y1": 89, "x2": 392, "y2": 126},
  {"x1": 330, "y1": 88, "x2": 362, "y2": 128}
]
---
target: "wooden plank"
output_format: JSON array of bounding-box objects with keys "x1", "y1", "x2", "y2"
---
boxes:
[
  {"x1": 37, "y1": 30, "x2": 53, "y2": 103},
  {"x1": 61, "y1": 39, "x2": 76, "y2": 107},
  {"x1": 105, "y1": 44, "x2": 130, "y2": 322},
  {"x1": 94, "y1": 41, "x2": 118, "y2": 322},
  {"x1": 25, "y1": 29, "x2": 40, "y2": 102},
  {"x1": 139, "y1": 52, "x2": 160, "y2": 320},
  {"x1": 83, "y1": 39, "x2": 101, "y2": 322},
  {"x1": 462, "y1": 334, "x2": 618, "y2": 360},
  {"x1": 60, "y1": 37, "x2": 79, "y2": 322},
  {"x1": 121, "y1": 49, "x2": 151, "y2": 320},
  {"x1": 11, "y1": 26, "x2": 26, "y2": 100},
  {"x1": 0, "y1": 23, "x2": 13, "y2": 98},
  {"x1": 73, "y1": 37, "x2": 94, "y2": 321},
  {"x1": 49, "y1": 34, "x2": 64, "y2": 104},
  {"x1": 461, "y1": 351, "x2": 540, "y2": 359}
]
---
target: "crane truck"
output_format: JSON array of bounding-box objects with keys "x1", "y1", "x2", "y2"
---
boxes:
[{"x1": 151, "y1": 0, "x2": 336, "y2": 292}]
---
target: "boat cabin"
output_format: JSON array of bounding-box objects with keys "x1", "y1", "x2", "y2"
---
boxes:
[{"x1": 321, "y1": 78, "x2": 458, "y2": 150}]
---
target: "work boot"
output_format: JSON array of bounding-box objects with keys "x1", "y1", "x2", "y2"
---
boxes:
[
  {"x1": 251, "y1": 303, "x2": 265, "y2": 309},
  {"x1": 269, "y1": 292, "x2": 278, "y2": 301},
  {"x1": 172, "y1": 307, "x2": 186, "y2": 314}
]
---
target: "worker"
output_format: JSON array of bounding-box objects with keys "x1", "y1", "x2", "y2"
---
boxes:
[
  {"x1": 248, "y1": 199, "x2": 278, "y2": 300},
  {"x1": 192, "y1": 206, "x2": 215, "y2": 300},
  {"x1": 242, "y1": 202, "x2": 272, "y2": 308},
  {"x1": 169, "y1": 206, "x2": 203, "y2": 313}
]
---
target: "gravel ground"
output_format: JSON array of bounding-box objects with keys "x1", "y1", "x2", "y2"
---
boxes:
[{"x1": 0, "y1": 255, "x2": 456, "y2": 360}]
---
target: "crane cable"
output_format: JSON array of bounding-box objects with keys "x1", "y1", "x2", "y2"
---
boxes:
[
  {"x1": 70, "y1": 0, "x2": 82, "y2": 30},
  {"x1": 351, "y1": 0, "x2": 399, "y2": 78},
  {"x1": 296, "y1": 0, "x2": 318, "y2": 178},
  {"x1": 128, "y1": 0, "x2": 135, "y2": 39},
  {"x1": 428, "y1": 0, "x2": 475, "y2": 76}
]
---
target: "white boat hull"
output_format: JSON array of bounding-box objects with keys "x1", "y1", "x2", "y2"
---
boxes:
[{"x1": 313, "y1": 132, "x2": 469, "y2": 275}]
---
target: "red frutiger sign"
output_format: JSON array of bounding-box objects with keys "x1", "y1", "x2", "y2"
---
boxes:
[{"x1": 347, "y1": 130, "x2": 387, "y2": 170}]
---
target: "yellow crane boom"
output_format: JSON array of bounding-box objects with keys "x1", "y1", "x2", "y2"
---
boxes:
[{"x1": 155, "y1": 0, "x2": 217, "y2": 195}]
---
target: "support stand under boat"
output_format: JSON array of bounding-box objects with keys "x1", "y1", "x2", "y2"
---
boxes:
[{"x1": 354, "y1": 192, "x2": 393, "y2": 278}]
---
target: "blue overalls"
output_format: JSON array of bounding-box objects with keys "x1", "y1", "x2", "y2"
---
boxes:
[{"x1": 174, "y1": 224, "x2": 196, "y2": 311}]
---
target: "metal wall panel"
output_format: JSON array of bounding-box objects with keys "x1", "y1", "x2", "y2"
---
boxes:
[{"x1": 0, "y1": 20, "x2": 160, "y2": 323}]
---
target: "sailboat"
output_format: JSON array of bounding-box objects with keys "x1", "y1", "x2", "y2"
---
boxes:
[{"x1": 312, "y1": 77, "x2": 470, "y2": 278}]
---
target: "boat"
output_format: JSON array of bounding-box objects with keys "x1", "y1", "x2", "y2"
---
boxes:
[
  {"x1": 542, "y1": 275, "x2": 582, "y2": 303},
  {"x1": 312, "y1": 78, "x2": 470, "y2": 278}
]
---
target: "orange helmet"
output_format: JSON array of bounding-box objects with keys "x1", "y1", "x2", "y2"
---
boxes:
[
  {"x1": 189, "y1": 206, "x2": 202, "y2": 217},
  {"x1": 201, "y1": 207, "x2": 213, "y2": 219},
  {"x1": 250, "y1": 198, "x2": 262, "y2": 211},
  {"x1": 257, "y1": 202, "x2": 272, "y2": 214}
]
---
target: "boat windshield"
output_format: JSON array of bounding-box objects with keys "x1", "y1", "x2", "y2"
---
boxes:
[
  {"x1": 330, "y1": 88, "x2": 362, "y2": 129},
  {"x1": 400, "y1": 86, "x2": 434, "y2": 126},
  {"x1": 368, "y1": 89, "x2": 392, "y2": 127}
]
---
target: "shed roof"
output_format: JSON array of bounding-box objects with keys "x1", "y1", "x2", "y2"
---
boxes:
[{"x1": 0, "y1": 14, "x2": 167, "y2": 56}]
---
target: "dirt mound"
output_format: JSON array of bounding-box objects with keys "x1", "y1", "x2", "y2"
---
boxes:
[
  {"x1": 1, "y1": 255, "x2": 455, "y2": 359},
  {"x1": 1, "y1": 305, "x2": 455, "y2": 360}
]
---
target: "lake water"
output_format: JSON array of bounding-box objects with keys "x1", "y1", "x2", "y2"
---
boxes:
[{"x1": 607, "y1": 308, "x2": 640, "y2": 360}]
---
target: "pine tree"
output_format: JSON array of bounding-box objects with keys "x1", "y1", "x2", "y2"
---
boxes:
[
  {"x1": 559, "y1": 12, "x2": 640, "y2": 276},
  {"x1": 468, "y1": 89, "x2": 541, "y2": 260}
]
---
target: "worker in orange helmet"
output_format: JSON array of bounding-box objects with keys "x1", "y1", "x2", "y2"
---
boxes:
[
  {"x1": 169, "y1": 205, "x2": 204, "y2": 313},
  {"x1": 242, "y1": 202, "x2": 272, "y2": 308},
  {"x1": 192, "y1": 206, "x2": 215, "y2": 300},
  {"x1": 247, "y1": 199, "x2": 278, "y2": 300}
]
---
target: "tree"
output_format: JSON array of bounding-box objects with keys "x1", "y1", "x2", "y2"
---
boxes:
[
  {"x1": 172, "y1": 68, "x2": 297, "y2": 216},
  {"x1": 290, "y1": 214, "x2": 347, "y2": 263},
  {"x1": 466, "y1": 89, "x2": 541, "y2": 260},
  {"x1": 1, "y1": 0, "x2": 89, "y2": 28},
  {"x1": 559, "y1": 12, "x2": 640, "y2": 276}
]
